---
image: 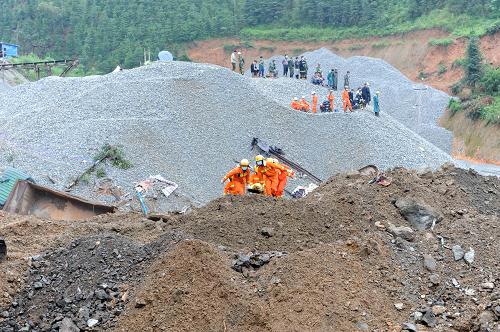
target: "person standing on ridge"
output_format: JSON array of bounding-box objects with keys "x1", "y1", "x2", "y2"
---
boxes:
[
  {"x1": 362, "y1": 82, "x2": 371, "y2": 105},
  {"x1": 344, "y1": 71, "x2": 350, "y2": 89},
  {"x1": 258, "y1": 56, "x2": 265, "y2": 77},
  {"x1": 238, "y1": 52, "x2": 245, "y2": 75},
  {"x1": 288, "y1": 57, "x2": 294, "y2": 78},
  {"x1": 311, "y1": 91, "x2": 318, "y2": 113},
  {"x1": 221, "y1": 159, "x2": 251, "y2": 195},
  {"x1": 294, "y1": 57, "x2": 300, "y2": 79},
  {"x1": 231, "y1": 50, "x2": 237, "y2": 71},
  {"x1": 327, "y1": 90, "x2": 335, "y2": 112},
  {"x1": 373, "y1": 91, "x2": 380, "y2": 116},
  {"x1": 327, "y1": 69, "x2": 334, "y2": 88},
  {"x1": 283, "y1": 55, "x2": 289, "y2": 76},
  {"x1": 342, "y1": 86, "x2": 353, "y2": 112}
]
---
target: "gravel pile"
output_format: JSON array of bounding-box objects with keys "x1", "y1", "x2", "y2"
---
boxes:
[
  {"x1": 0, "y1": 61, "x2": 451, "y2": 208},
  {"x1": 250, "y1": 48, "x2": 453, "y2": 152}
]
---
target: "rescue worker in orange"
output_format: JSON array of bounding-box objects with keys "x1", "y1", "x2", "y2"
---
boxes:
[
  {"x1": 300, "y1": 96, "x2": 310, "y2": 112},
  {"x1": 311, "y1": 91, "x2": 318, "y2": 113},
  {"x1": 254, "y1": 155, "x2": 287, "y2": 197},
  {"x1": 291, "y1": 97, "x2": 301, "y2": 111},
  {"x1": 221, "y1": 159, "x2": 251, "y2": 195},
  {"x1": 273, "y1": 159, "x2": 295, "y2": 198},
  {"x1": 327, "y1": 90, "x2": 335, "y2": 111},
  {"x1": 342, "y1": 86, "x2": 352, "y2": 112}
]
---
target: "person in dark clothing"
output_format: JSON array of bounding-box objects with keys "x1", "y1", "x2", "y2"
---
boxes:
[
  {"x1": 294, "y1": 57, "x2": 300, "y2": 79},
  {"x1": 361, "y1": 82, "x2": 371, "y2": 105},
  {"x1": 250, "y1": 60, "x2": 259, "y2": 77},
  {"x1": 282, "y1": 55, "x2": 289, "y2": 76},
  {"x1": 333, "y1": 69, "x2": 338, "y2": 90},
  {"x1": 288, "y1": 57, "x2": 294, "y2": 78},
  {"x1": 344, "y1": 71, "x2": 350, "y2": 89},
  {"x1": 348, "y1": 89, "x2": 354, "y2": 106}
]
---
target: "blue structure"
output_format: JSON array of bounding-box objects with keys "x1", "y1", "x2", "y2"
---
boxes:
[{"x1": 0, "y1": 42, "x2": 19, "y2": 58}]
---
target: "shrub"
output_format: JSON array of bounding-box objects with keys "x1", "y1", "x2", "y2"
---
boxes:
[
  {"x1": 347, "y1": 45, "x2": 365, "y2": 51},
  {"x1": 259, "y1": 46, "x2": 276, "y2": 53},
  {"x1": 451, "y1": 58, "x2": 466, "y2": 69},
  {"x1": 448, "y1": 99, "x2": 461, "y2": 114},
  {"x1": 438, "y1": 64, "x2": 447, "y2": 75},
  {"x1": 481, "y1": 66, "x2": 500, "y2": 95},
  {"x1": 429, "y1": 38, "x2": 454, "y2": 47},
  {"x1": 485, "y1": 22, "x2": 500, "y2": 35},
  {"x1": 94, "y1": 144, "x2": 132, "y2": 170},
  {"x1": 371, "y1": 41, "x2": 390, "y2": 49}
]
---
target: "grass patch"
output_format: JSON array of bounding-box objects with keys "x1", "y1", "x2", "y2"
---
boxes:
[
  {"x1": 96, "y1": 166, "x2": 107, "y2": 178},
  {"x1": 452, "y1": 58, "x2": 466, "y2": 69},
  {"x1": 448, "y1": 99, "x2": 462, "y2": 114},
  {"x1": 292, "y1": 48, "x2": 306, "y2": 56},
  {"x1": 347, "y1": 44, "x2": 365, "y2": 51},
  {"x1": 429, "y1": 38, "x2": 454, "y2": 47},
  {"x1": 371, "y1": 41, "x2": 391, "y2": 49},
  {"x1": 438, "y1": 64, "x2": 448, "y2": 75},
  {"x1": 481, "y1": 95, "x2": 500, "y2": 124},
  {"x1": 259, "y1": 46, "x2": 276, "y2": 53}
]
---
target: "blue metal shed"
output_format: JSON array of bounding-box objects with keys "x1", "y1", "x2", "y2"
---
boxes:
[
  {"x1": 0, "y1": 167, "x2": 33, "y2": 207},
  {"x1": 0, "y1": 42, "x2": 19, "y2": 58}
]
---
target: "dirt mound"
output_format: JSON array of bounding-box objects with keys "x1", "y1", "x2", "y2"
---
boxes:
[{"x1": 0, "y1": 166, "x2": 498, "y2": 331}]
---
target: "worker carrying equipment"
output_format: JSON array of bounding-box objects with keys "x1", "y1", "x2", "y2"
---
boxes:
[
  {"x1": 311, "y1": 91, "x2": 318, "y2": 113},
  {"x1": 342, "y1": 86, "x2": 353, "y2": 112},
  {"x1": 300, "y1": 96, "x2": 310, "y2": 112},
  {"x1": 273, "y1": 159, "x2": 295, "y2": 198},
  {"x1": 254, "y1": 157, "x2": 288, "y2": 197},
  {"x1": 291, "y1": 97, "x2": 302, "y2": 111},
  {"x1": 221, "y1": 159, "x2": 251, "y2": 195}
]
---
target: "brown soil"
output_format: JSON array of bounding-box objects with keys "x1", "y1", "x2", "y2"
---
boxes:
[
  {"x1": 187, "y1": 30, "x2": 500, "y2": 95},
  {"x1": 1, "y1": 166, "x2": 498, "y2": 331},
  {"x1": 0, "y1": 211, "x2": 164, "y2": 308},
  {"x1": 115, "y1": 166, "x2": 499, "y2": 331},
  {"x1": 440, "y1": 110, "x2": 500, "y2": 164}
]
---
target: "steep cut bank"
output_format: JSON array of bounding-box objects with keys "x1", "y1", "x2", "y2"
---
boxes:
[{"x1": 187, "y1": 30, "x2": 500, "y2": 94}]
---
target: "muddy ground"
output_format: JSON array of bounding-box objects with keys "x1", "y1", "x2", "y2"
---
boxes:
[{"x1": 0, "y1": 165, "x2": 498, "y2": 331}]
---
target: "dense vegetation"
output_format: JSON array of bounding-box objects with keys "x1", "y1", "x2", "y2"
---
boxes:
[
  {"x1": 0, "y1": 0, "x2": 499, "y2": 72},
  {"x1": 449, "y1": 38, "x2": 500, "y2": 124}
]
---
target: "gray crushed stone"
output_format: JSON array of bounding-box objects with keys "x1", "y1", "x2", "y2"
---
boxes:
[
  {"x1": 249, "y1": 48, "x2": 453, "y2": 152},
  {"x1": 0, "y1": 60, "x2": 451, "y2": 209}
]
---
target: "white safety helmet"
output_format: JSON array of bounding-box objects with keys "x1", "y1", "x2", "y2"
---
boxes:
[
  {"x1": 311, "y1": 91, "x2": 316, "y2": 95},
  {"x1": 293, "y1": 97, "x2": 298, "y2": 101},
  {"x1": 301, "y1": 96, "x2": 306, "y2": 99}
]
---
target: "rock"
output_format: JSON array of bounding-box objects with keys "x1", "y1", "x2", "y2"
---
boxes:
[
  {"x1": 464, "y1": 248, "x2": 475, "y2": 264},
  {"x1": 494, "y1": 305, "x2": 500, "y2": 317},
  {"x1": 374, "y1": 221, "x2": 385, "y2": 229},
  {"x1": 86, "y1": 319, "x2": 99, "y2": 328},
  {"x1": 480, "y1": 282, "x2": 495, "y2": 290},
  {"x1": 33, "y1": 282, "x2": 43, "y2": 289},
  {"x1": 1, "y1": 311, "x2": 9, "y2": 318},
  {"x1": 387, "y1": 222, "x2": 415, "y2": 242},
  {"x1": 355, "y1": 321, "x2": 369, "y2": 331},
  {"x1": 429, "y1": 273, "x2": 440, "y2": 285},
  {"x1": 423, "y1": 254, "x2": 437, "y2": 272},
  {"x1": 135, "y1": 297, "x2": 147, "y2": 308},
  {"x1": 401, "y1": 322, "x2": 418, "y2": 332},
  {"x1": 60, "y1": 318, "x2": 80, "y2": 332},
  {"x1": 464, "y1": 288, "x2": 476, "y2": 296},
  {"x1": 452, "y1": 278, "x2": 460, "y2": 288},
  {"x1": 421, "y1": 309, "x2": 437, "y2": 327},
  {"x1": 432, "y1": 305, "x2": 446, "y2": 315},
  {"x1": 394, "y1": 198, "x2": 443, "y2": 230},
  {"x1": 452, "y1": 245, "x2": 465, "y2": 261},
  {"x1": 394, "y1": 302, "x2": 405, "y2": 310},
  {"x1": 260, "y1": 227, "x2": 275, "y2": 238},
  {"x1": 95, "y1": 289, "x2": 109, "y2": 301},
  {"x1": 479, "y1": 310, "x2": 495, "y2": 325}
]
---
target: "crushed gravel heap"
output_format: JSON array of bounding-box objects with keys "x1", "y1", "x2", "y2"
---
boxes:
[
  {"x1": 251, "y1": 48, "x2": 452, "y2": 153},
  {"x1": 0, "y1": 61, "x2": 450, "y2": 209}
]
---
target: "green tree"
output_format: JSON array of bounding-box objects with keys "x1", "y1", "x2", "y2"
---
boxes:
[{"x1": 464, "y1": 37, "x2": 483, "y2": 88}]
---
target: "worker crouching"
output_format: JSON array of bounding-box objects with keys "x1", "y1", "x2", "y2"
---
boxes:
[
  {"x1": 274, "y1": 159, "x2": 295, "y2": 198},
  {"x1": 221, "y1": 159, "x2": 251, "y2": 195},
  {"x1": 254, "y1": 156, "x2": 288, "y2": 197}
]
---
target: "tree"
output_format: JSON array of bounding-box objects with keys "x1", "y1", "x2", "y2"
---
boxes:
[{"x1": 464, "y1": 37, "x2": 483, "y2": 89}]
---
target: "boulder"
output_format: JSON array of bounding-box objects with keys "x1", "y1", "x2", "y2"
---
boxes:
[{"x1": 394, "y1": 198, "x2": 443, "y2": 230}]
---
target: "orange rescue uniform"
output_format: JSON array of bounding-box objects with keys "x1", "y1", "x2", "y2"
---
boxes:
[
  {"x1": 300, "y1": 99, "x2": 310, "y2": 112},
  {"x1": 222, "y1": 166, "x2": 250, "y2": 195},
  {"x1": 275, "y1": 163, "x2": 295, "y2": 198},
  {"x1": 342, "y1": 90, "x2": 352, "y2": 112},
  {"x1": 312, "y1": 95, "x2": 318, "y2": 113},
  {"x1": 327, "y1": 93, "x2": 335, "y2": 111},
  {"x1": 291, "y1": 100, "x2": 302, "y2": 111},
  {"x1": 254, "y1": 161, "x2": 287, "y2": 196}
]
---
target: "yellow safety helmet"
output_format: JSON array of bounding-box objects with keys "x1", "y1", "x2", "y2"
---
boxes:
[
  {"x1": 240, "y1": 159, "x2": 250, "y2": 167},
  {"x1": 255, "y1": 155, "x2": 264, "y2": 162}
]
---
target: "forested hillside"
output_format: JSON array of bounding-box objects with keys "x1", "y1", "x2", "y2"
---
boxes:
[{"x1": 0, "y1": 0, "x2": 498, "y2": 72}]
